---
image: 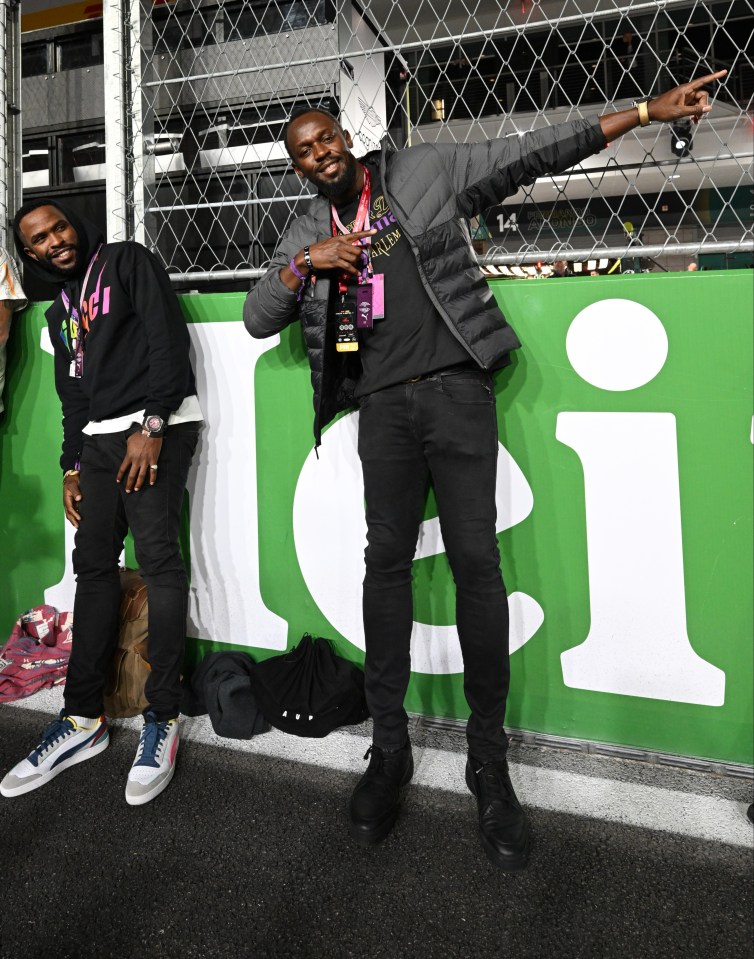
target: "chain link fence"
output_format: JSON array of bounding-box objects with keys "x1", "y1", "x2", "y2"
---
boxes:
[{"x1": 113, "y1": 0, "x2": 753, "y2": 283}]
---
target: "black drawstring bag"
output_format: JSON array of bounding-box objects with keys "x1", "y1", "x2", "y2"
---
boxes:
[{"x1": 250, "y1": 634, "x2": 369, "y2": 737}]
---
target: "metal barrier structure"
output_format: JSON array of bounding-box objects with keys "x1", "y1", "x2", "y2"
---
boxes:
[{"x1": 18, "y1": 1, "x2": 754, "y2": 278}]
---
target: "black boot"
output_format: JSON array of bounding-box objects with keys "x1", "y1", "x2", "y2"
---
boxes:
[
  {"x1": 466, "y1": 756, "x2": 530, "y2": 871},
  {"x1": 349, "y1": 741, "x2": 414, "y2": 846}
]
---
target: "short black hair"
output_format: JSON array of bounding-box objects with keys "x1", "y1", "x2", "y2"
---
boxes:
[
  {"x1": 13, "y1": 199, "x2": 72, "y2": 259},
  {"x1": 13, "y1": 198, "x2": 65, "y2": 243},
  {"x1": 283, "y1": 105, "x2": 343, "y2": 158}
]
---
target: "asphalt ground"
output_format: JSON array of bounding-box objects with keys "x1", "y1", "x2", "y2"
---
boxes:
[{"x1": 0, "y1": 698, "x2": 751, "y2": 959}]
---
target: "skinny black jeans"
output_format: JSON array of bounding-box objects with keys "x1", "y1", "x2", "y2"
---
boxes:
[
  {"x1": 358, "y1": 369, "x2": 510, "y2": 762},
  {"x1": 64, "y1": 422, "x2": 199, "y2": 721}
]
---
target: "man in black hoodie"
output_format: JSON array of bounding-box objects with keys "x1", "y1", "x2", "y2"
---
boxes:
[{"x1": 1, "y1": 199, "x2": 202, "y2": 807}]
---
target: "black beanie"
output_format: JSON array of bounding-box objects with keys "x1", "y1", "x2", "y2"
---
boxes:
[{"x1": 182, "y1": 651, "x2": 269, "y2": 740}]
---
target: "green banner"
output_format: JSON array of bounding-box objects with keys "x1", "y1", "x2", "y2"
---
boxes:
[{"x1": 1, "y1": 271, "x2": 751, "y2": 765}]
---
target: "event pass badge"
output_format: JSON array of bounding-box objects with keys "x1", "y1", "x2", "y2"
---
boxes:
[
  {"x1": 355, "y1": 274, "x2": 384, "y2": 330},
  {"x1": 335, "y1": 296, "x2": 359, "y2": 352}
]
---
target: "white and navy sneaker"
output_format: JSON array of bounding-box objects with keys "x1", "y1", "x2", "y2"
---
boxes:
[
  {"x1": 125, "y1": 711, "x2": 179, "y2": 807},
  {"x1": 0, "y1": 712, "x2": 109, "y2": 798}
]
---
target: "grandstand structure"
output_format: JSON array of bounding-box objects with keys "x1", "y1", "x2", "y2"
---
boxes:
[{"x1": 3, "y1": 0, "x2": 753, "y2": 286}]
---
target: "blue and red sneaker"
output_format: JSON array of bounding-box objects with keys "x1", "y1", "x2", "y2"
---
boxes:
[
  {"x1": 125, "y1": 712, "x2": 179, "y2": 806},
  {"x1": 0, "y1": 711, "x2": 109, "y2": 798}
]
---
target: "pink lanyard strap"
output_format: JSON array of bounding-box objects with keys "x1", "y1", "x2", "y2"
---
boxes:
[
  {"x1": 59, "y1": 245, "x2": 103, "y2": 360},
  {"x1": 60, "y1": 244, "x2": 103, "y2": 332},
  {"x1": 331, "y1": 164, "x2": 371, "y2": 235},
  {"x1": 331, "y1": 166, "x2": 372, "y2": 292}
]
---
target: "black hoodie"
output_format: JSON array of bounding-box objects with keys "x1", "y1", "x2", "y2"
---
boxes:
[{"x1": 14, "y1": 200, "x2": 196, "y2": 472}]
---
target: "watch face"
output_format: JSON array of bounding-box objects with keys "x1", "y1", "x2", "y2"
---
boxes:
[{"x1": 146, "y1": 415, "x2": 164, "y2": 433}]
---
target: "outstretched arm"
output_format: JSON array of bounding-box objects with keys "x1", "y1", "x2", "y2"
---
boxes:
[
  {"x1": 448, "y1": 69, "x2": 727, "y2": 217},
  {"x1": 599, "y1": 70, "x2": 727, "y2": 141}
]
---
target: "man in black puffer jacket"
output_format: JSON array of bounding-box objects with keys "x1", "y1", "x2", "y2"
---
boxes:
[
  {"x1": 244, "y1": 71, "x2": 726, "y2": 869},
  {"x1": 2, "y1": 200, "x2": 203, "y2": 808}
]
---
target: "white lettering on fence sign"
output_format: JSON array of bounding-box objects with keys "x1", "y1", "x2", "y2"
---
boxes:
[
  {"x1": 184, "y1": 322, "x2": 287, "y2": 649},
  {"x1": 40, "y1": 300, "x2": 732, "y2": 704},
  {"x1": 558, "y1": 299, "x2": 725, "y2": 705}
]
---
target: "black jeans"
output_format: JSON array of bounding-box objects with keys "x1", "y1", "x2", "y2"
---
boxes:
[
  {"x1": 64, "y1": 422, "x2": 199, "y2": 721},
  {"x1": 358, "y1": 369, "x2": 510, "y2": 762}
]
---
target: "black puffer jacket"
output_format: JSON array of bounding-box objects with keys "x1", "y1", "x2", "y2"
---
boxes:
[{"x1": 244, "y1": 117, "x2": 606, "y2": 445}]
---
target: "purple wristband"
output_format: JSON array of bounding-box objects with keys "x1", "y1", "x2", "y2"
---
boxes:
[{"x1": 289, "y1": 257, "x2": 307, "y2": 301}]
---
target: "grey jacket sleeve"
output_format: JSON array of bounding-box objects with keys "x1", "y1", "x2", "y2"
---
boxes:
[
  {"x1": 431, "y1": 116, "x2": 606, "y2": 218},
  {"x1": 243, "y1": 221, "x2": 312, "y2": 339}
]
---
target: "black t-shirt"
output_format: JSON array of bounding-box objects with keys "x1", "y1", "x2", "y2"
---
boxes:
[{"x1": 333, "y1": 158, "x2": 471, "y2": 397}]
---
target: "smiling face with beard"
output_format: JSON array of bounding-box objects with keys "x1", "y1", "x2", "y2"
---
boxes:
[
  {"x1": 286, "y1": 111, "x2": 363, "y2": 203},
  {"x1": 18, "y1": 205, "x2": 82, "y2": 278}
]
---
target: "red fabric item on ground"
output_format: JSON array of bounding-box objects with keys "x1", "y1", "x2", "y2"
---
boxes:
[{"x1": 0, "y1": 607, "x2": 73, "y2": 702}]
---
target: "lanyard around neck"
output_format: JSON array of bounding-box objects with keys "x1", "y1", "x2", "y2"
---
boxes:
[
  {"x1": 331, "y1": 166, "x2": 372, "y2": 291},
  {"x1": 331, "y1": 164, "x2": 371, "y2": 237},
  {"x1": 60, "y1": 244, "x2": 103, "y2": 332},
  {"x1": 59, "y1": 244, "x2": 103, "y2": 358}
]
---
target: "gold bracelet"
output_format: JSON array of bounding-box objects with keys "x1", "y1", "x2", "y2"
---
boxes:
[
  {"x1": 636, "y1": 100, "x2": 650, "y2": 127},
  {"x1": 63, "y1": 469, "x2": 80, "y2": 481}
]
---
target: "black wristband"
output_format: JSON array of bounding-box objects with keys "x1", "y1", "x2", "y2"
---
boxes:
[{"x1": 303, "y1": 246, "x2": 315, "y2": 272}]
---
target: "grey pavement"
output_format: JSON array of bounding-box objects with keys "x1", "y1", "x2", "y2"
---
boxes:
[{"x1": 0, "y1": 701, "x2": 751, "y2": 959}]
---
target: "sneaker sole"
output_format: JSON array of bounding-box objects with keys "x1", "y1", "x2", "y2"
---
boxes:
[
  {"x1": 125, "y1": 760, "x2": 176, "y2": 807},
  {"x1": 465, "y1": 763, "x2": 531, "y2": 872},
  {"x1": 0, "y1": 729, "x2": 109, "y2": 798},
  {"x1": 349, "y1": 755, "x2": 414, "y2": 847}
]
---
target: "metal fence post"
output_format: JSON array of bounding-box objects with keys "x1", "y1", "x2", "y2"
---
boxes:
[
  {"x1": 0, "y1": 0, "x2": 22, "y2": 250},
  {"x1": 103, "y1": 0, "x2": 131, "y2": 242},
  {"x1": 128, "y1": 0, "x2": 155, "y2": 248}
]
